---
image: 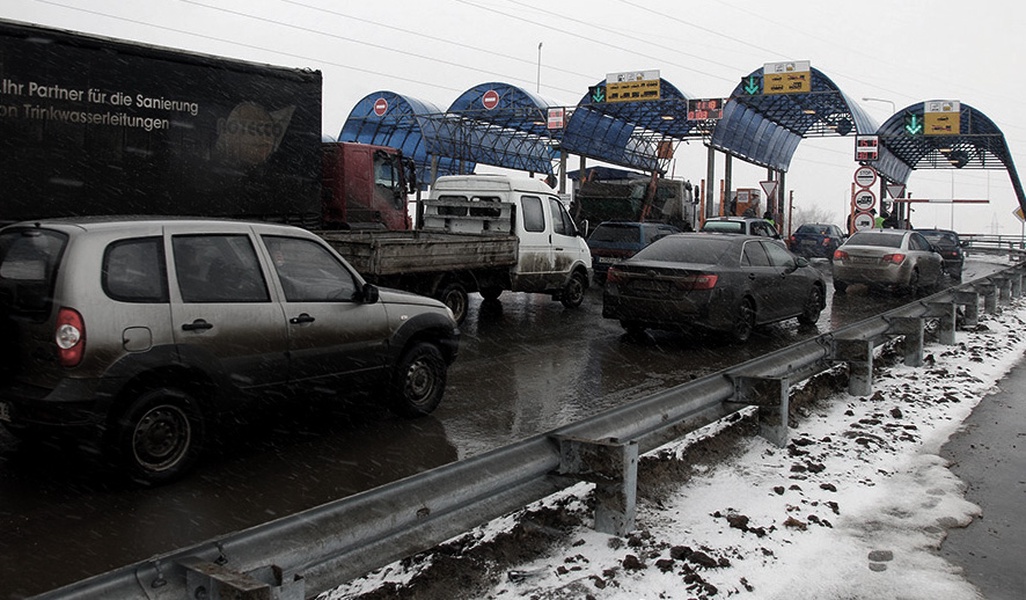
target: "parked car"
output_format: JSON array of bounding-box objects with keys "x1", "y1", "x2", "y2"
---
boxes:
[
  {"x1": 831, "y1": 229, "x2": 944, "y2": 295},
  {"x1": 789, "y1": 223, "x2": 846, "y2": 260},
  {"x1": 602, "y1": 233, "x2": 826, "y2": 342},
  {"x1": 587, "y1": 221, "x2": 681, "y2": 281},
  {"x1": 0, "y1": 217, "x2": 460, "y2": 484},
  {"x1": 915, "y1": 228, "x2": 966, "y2": 279},
  {"x1": 700, "y1": 216, "x2": 783, "y2": 242}
]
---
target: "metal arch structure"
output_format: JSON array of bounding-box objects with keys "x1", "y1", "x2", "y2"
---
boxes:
[
  {"x1": 338, "y1": 91, "x2": 469, "y2": 190},
  {"x1": 876, "y1": 102, "x2": 1026, "y2": 212},
  {"x1": 440, "y1": 82, "x2": 559, "y2": 176},
  {"x1": 562, "y1": 78, "x2": 702, "y2": 174},
  {"x1": 710, "y1": 66, "x2": 882, "y2": 174}
]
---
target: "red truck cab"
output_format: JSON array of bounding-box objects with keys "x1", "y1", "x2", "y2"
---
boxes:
[{"x1": 321, "y1": 142, "x2": 416, "y2": 230}]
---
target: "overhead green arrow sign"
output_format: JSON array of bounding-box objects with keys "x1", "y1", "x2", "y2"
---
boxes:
[
  {"x1": 589, "y1": 85, "x2": 606, "y2": 103},
  {"x1": 904, "y1": 112, "x2": 923, "y2": 135},
  {"x1": 742, "y1": 75, "x2": 761, "y2": 95}
]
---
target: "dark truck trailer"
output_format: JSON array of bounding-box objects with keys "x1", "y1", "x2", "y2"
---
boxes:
[{"x1": 0, "y1": 18, "x2": 322, "y2": 225}]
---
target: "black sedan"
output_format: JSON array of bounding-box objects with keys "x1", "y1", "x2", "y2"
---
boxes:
[{"x1": 602, "y1": 233, "x2": 826, "y2": 342}]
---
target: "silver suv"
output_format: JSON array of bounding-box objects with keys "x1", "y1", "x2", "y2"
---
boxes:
[{"x1": 0, "y1": 218, "x2": 459, "y2": 484}]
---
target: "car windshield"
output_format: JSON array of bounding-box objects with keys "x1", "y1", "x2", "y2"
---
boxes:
[
  {"x1": 701, "y1": 220, "x2": 745, "y2": 233},
  {"x1": 632, "y1": 236, "x2": 733, "y2": 265},
  {"x1": 846, "y1": 231, "x2": 903, "y2": 248},
  {"x1": 919, "y1": 231, "x2": 959, "y2": 248},
  {"x1": 589, "y1": 224, "x2": 640, "y2": 243}
]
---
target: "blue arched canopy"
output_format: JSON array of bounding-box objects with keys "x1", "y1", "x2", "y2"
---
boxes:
[
  {"x1": 563, "y1": 78, "x2": 699, "y2": 173},
  {"x1": 441, "y1": 82, "x2": 559, "y2": 175},
  {"x1": 710, "y1": 66, "x2": 880, "y2": 174},
  {"x1": 339, "y1": 91, "x2": 470, "y2": 188},
  {"x1": 877, "y1": 102, "x2": 1025, "y2": 210}
]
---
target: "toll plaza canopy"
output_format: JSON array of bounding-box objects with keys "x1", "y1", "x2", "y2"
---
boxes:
[
  {"x1": 339, "y1": 68, "x2": 1024, "y2": 210},
  {"x1": 875, "y1": 102, "x2": 1026, "y2": 205},
  {"x1": 712, "y1": 66, "x2": 879, "y2": 172},
  {"x1": 339, "y1": 91, "x2": 471, "y2": 189}
]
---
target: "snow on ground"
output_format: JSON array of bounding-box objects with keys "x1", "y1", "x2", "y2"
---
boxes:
[{"x1": 324, "y1": 293, "x2": 1026, "y2": 600}]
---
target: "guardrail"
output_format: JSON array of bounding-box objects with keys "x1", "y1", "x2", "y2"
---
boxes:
[{"x1": 36, "y1": 261, "x2": 1026, "y2": 600}]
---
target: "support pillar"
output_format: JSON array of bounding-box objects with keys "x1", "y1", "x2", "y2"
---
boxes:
[
  {"x1": 732, "y1": 375, "x2": 789, "y2": 447},
  {"x1": 556, "y1": 436, "x2": 639, "y2": 536},
  {"x1": 836, "y1": 338, "x2": 874, "y2": 397},
  {"x1": 890, "y1": 316, "x2": 925, "y2": 367},
  {"x1": 706, "y1": 145, "x2": 717, "y2": 219},
  {"x1": 927, "y1": 301, "x2": 958, "y2": 345},
  {"x1": 954, "y1": 290, "x2": 979, "y2": 328}
]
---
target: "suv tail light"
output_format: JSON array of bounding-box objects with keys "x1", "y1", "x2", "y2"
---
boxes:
[{"x1": 55, "y1": 307, "x2": 85, "y2": 367}]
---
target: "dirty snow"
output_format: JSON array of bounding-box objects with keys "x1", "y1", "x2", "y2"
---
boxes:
[{"x1": 323, "y1": 294, "x2": 1026, "y2": 600}]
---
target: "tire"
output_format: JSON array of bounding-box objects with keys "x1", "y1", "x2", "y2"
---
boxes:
[
  {"x1": 112, "y1": 388, "x2": 204, "y2": 486},
  {"x1": 438, "y1": 282, "x2": 468, "y2": 324},
  {"x1": 833, "y1": 279, "x2": 848, "y2": 294},
  {"x1": 730, "y1": 298, "x2": 756, "y2": 343},
  {"x1": 389, "y1": 343, "x2": 447, "y2": 418},
  {"x1": 559, "y1": 271, "x2": 587, "y2": 309},
  {"x1": 479, "y1": 286, "x2": 502, "y2": 301},
  {"x1": 798, "y1": 285, "x2": 823, "y2": 325},
  {"x1": 905, "y1": 268, "x2": 920, "y2": 297}
]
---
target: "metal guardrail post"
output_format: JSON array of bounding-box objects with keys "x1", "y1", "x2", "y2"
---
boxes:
[
  {"x1": 927, "y1": 301, "x2": 958, "y2": 345},
  {"x1": 731, "y1": 375, "x2": 789, "y2": 447},
  {"x1": 180, "y1": 557, "x2": 304, "y2": 600},
  {"x1": 953, "y1": 290, "x2": 980, "y2": 328},
  {"x1": 1010, "y1": 272, "x2": 1023, "y2": 298},
  {"x1": 555, "y1": 436, "x2": 639, "y2": 536},
  {"x1": 975, "y1": 282, "x2": 998, "y2": 314},
  {"x1": 835, "y1": 338, "x2": 874, "y2": 397},
  {"x1": 889, "y1": 316, "x2": 925, "y2": 367}
]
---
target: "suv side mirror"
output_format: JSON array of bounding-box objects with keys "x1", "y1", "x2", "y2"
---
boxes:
[{"x1": 358, "y1": 283, "x2": 379, "y2": 304}]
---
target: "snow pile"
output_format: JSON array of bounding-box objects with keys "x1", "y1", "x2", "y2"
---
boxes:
[{"x1": 323, "y1": 297, "x2": 1026, "y2": 600}]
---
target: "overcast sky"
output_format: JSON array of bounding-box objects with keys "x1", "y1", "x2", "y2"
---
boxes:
[{"x1": 5, "y1": 0, "x2": 1025, "y2": 234}]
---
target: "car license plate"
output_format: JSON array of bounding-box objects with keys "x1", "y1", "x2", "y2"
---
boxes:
[
  {"x1": 849, "y1": 256, "x2": 876, "y2": 264},
  {"x1": 597, "y1": 257, "x2": 618, "y2": 264},
  {"x1": 0, "y1": 401, "x2": 10, "y2": 423}
]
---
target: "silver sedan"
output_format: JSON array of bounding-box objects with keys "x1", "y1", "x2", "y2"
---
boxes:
[{"x1": 831, "y1": 229, "x2": 944, "y2": 295}]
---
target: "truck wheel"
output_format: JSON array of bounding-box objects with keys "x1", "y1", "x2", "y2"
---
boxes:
[
  {"x1": 389, "y1": 343, "x2": 447, "y2": 417},
  {"x1": 112, "y1": 388, "x2": 204, "y2": 485},
  {"x1": 479, "y1": 286, "x2": 502, "y2": 301},
  {"x1": 559, "y1": 271, "x2": 587, "y2": 309},
  {"x1": 438, "y1": 282, "x2": 468, "y2": 324}
]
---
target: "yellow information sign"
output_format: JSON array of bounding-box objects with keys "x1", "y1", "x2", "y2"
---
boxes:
[
  {"x1": 763, "y1": 60, "x2": 811, "y2": 95},
  {"x1": 606, "y1": 79, "x2": 660, "y2": 103},
  {"x1": 924, "y1": 100, "x2": 961, "y2": 135}
]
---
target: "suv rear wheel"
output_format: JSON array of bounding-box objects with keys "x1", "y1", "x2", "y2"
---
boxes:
[
  {"x1": 390, "y1": 343, "x2": 446, "y2": 417},
  {"x1": 112, "y1": 388, "x2": 205, "y2": 485}
]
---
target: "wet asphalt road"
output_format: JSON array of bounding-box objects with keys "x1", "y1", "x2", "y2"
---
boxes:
[{"x1": 0, "y1": 259, "x2": 1009, "y2": 598}]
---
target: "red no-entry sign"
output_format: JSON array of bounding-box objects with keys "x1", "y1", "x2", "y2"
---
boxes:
[
  {"x1": 373, "y1": 97, "x2": 388, "y2": 116},
  {"x1": 482, "y1": 90, "x2": 500, "y2": 110}
]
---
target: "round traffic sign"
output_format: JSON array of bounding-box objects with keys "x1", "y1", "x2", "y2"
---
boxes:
[
  {"x1": 853, "y1": 211, "x2": 875, "y2": 231},
  {"x1": 373, "y1": 97, "x2": 388, "y2": 116},
  {"x1": 854, "y1": 166, "x2": 877, "y2": 189},
  {"x1": 482, "y1": 89, "x2": 500, "y2": 110},
  {"x1": 853, "y1": 189, "x2": 876, "y2": 211}
]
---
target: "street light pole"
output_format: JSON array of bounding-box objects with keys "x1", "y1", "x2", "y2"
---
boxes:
[
  {"x1": 536, "y1": 42, "x2": 543, "y2": 93},
  {"x1": 862, "y1": 97, "x2": 896, "y2": 114}
]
